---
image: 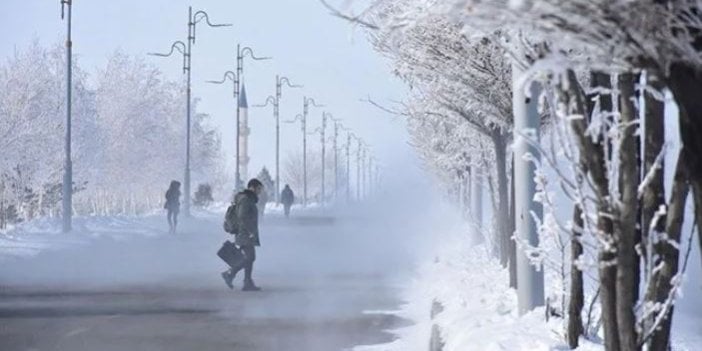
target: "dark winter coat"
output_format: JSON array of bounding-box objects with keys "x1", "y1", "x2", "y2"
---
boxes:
[
  {"x1": 165, "y1": 189, "x2": 181, "y2": 211},
  {"x1": 281, "y1": 187, "x2": 294, "y2": 206},
  {"x1": 234, "y1": 189, "x2": 260, "y2": 247}
]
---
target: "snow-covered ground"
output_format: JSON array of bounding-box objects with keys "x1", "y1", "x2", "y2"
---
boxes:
[
  {"x1": 0, "y1": 213, "x2": 167, "y2": 260},
  {"x1": 0, "y1": 201, "x2": 424, "y2": 351},
  {"x1": 357, "y1": 218, "x2": 702, "y2": 351},
  {"x1": 0, "y1": 204, "x2": 258, "y2": 260},
  {"x1": 3, "y1": 200, "x2": 699, "y2": 351}
]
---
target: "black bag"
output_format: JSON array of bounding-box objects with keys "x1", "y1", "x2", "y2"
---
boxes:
[
  {"x1": 217, "y1": 240, "x2": 245, "y2": 268},
  {"x1": 223, "y1": 202, "x2": 239, "y2": 234}
]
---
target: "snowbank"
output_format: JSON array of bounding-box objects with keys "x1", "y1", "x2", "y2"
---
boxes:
[
  {"x1": 0, "y1": 215, "x2": 169, "y2": 260},
  {"x1": 358, "y1": 222, "x2": 699, "y2": 351},
  {"x1": 357, "y1": 223, "x2": 574, "y2": 351}
]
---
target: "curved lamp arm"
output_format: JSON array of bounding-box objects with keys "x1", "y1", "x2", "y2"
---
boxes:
[
  {"x1": 206, "y1": 71, "x2": 238, "y2": 97},
  {"x1": 279, "y1": 77, "x2": 303, "y2": 88},
  {"x1": 148, "y1": 41, "x2": 188, "y2": 73},
  {"x1": 194, "y1": 11, "x2": 232, "y2": 27},
  {"x1": 241, "y1": 47, "x2": 272, "y2": 61},
  {"x1": 206, "y1": 71, "x2": 238, "y2": 84},
  {"x1": 60, "y1": 0, "x2": 70, "y2": 19},
  {"x1": 253, "y1": 96, "x2": 277, "y2": 108},
  {"x1": 192, "y1": 11, "x2": 231, "y2": 44},
  {"x1": 305, "y1": 97, "x2": 325, "y2": 108},
  {"x1": 283, "y1": 114, "x2": 304, "y2": 124}
]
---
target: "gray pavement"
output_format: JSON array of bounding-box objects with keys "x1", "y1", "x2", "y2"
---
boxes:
[{"x1": 0, "y1": 206, "x2": 424, "y2": 351}]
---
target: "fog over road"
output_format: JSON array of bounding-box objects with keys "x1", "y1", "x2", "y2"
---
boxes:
[{"x1": 0, "y1": 188, "x2": 438, "y2": 351}]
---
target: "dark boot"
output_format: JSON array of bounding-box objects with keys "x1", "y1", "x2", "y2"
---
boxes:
[
  {"x1": 221, "y1": 270, "x2": 235, "y2": 290},
  {"x1": 242, "y1": 279, "x2": 261, "y2": 291}
]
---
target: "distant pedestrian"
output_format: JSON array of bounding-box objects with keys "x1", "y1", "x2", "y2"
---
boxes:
[
  {"x1": 221, "y1": 178, "x2": 264, "y2": 291},
  {"x1": 164, "y1": 180, "x2": 181, "y2": 234},
  {"x1": 281, "y1": 184, "x2": 295, "y2": 218}
]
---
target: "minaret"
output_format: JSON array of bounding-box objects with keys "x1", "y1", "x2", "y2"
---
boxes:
[{"x1": 239, "y1": 83, "x2": 250, "y2": 181}]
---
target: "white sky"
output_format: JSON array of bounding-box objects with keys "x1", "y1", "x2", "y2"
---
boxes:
[{"x1": 1, "y1": 0, "x2": 420, "y2": 189}]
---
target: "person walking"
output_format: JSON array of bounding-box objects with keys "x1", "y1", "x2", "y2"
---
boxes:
[
  {"x1": 221, "y1": 179, "x2": 264, "y2": 291},
  {"x1": 281, "y1": 184, "x2": 295, "y2": 218},
  {"x1": 164, "y1": 180, "x2": 181, "y2": 234}
]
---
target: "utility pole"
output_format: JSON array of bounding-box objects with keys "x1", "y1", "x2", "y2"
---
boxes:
[
  {"x1": 254, "y1": 76, "x2": 301, "y2": 204},
  {"x1": 346, "y1": 133, "x2": 352, "y2": 203},
  {"x1": 60, "y1": 0, "x2": 73, "y2": 233},
  {"x1": 235, "y1": 45, "x2": 269, "y2": 190},
  {"x1": 150, "y1": 7, "x2": 230, "y2": 217},
  {"x1": 375, "y1": 164, "x2": 380, "y2": 194},
  {"x1": 513, "y1": 63, "x2": 545, "y2": 315},
  {"x1": 333, "y1": 120, "x2": 339, "y2": 201},
  {"x1": 322, "y1": 113, "x2": 345, "y2": 204},
  {"x1": 303, "y1": 101, "x2": 308, "y2": 205},
  {"x1": 285, "y1": 97, "x2": 322, "y2": 206},
  {"x1": 320, "y1": 112, "x2": 345, "y2": 205},
  {"x1": 307, "y1": 116, "x2": 327, "y2": 205},
  {"x1": 361, "y1": 147, "x2": 367, "y2": 200},
  {"x1": 206, "y1": 71, "x2": 239, "y2": 186},
  {"x1": 368, "y1": 156, "x2": 373, "y2": 198},
  {"x1": 332, "y1": 118, "x2": 342, "y2": 202},
  {"x1": 356, "y1": 139, "x2": 362, "y2": 201},
  {"x1": 320, "y1": 114, "x2": 327, "y2": 205}
]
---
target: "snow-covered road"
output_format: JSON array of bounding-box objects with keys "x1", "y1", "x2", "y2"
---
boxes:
[{"x1": 0, "y1": 203, "x2": 431, "y2": 351}]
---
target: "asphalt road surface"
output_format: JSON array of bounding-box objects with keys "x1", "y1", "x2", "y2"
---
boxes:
[{"x1": 0, "y1": 205, "x2": 427, "y2": 351}]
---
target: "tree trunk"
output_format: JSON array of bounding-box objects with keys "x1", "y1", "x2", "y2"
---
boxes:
[
  {"x1": 645, "y1": 152, "x2": 689, "y2": 350},
  {"x1": 667, "y1": 62, "x2": 702, "y2": 270},
  {"x1": 642, "y1": 72, "x2": 666, "y2": 255},
  {"x1": 694, "y1": 182, "x2": 702, "y2": 277},
  {"x1": 567, "y1": 204, "x2": 585, "y2": 348},
  {"x1": 564, "y1": 70, "x2": 620, "y2": 351},
  {"x1": 641, "y1": 72, "x2": 667, "y2": 341},
  {"x1": 492, "y1": 130, "x2": 510, "y2": 268},
  {"x1": 598, "y1": 215, "x2": 620, "y2": 351},
  {"x1": 614, "y1": 73, "x2": 640, "y2": 351}
]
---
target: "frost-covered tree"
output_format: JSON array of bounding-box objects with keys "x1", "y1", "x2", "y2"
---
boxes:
[
  {"x1": 0, "y1": 40, "x2": 97, "y2": 218},
  {"x1": 1, "y1": 44, "x2": 224, "y2": 217},
  {"x1": 282, "y1": 149, "x2": 336, "y2": 203},
  {"x1": 325, "y1": 0, "x2": 700, "y2": 349},
  {"x1": 91, "y1": 51, "x2": 223, "y2": 214},
  {"x1": 367, "y1": 1, "x2": 518, "y2": 267}
]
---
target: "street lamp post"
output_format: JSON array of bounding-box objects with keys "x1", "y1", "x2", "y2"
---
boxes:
[
  {"x1": 206, "y1": 71, "x2": 239, "y2": 189},
  {"x1": 368, "y1": 156, "x2": 373, "y2": 198},
  {"x1": 285, "y1": 97, "x2": 323, "y2": 206},
  {"x1": 333, "y1": 120, "x2": 339, "y2": 202},
  {"x1": 234, "y1": 45, "x2": 270, "y2": 190},
  {"x1": 60, "y1": 0, "x2": 73, "y2": 233},
  {"x1": 149, "y1": 6, "x2": 230, "y2": 217},
  {"x1": 346, "y1": 133, "x2": 352, "y2": 203},
  {"x1": 254, "y1": 76, "x2": 301, "y2": 204},
  {"x1": 310, "y1": 114, "x2": 328, "y2": 205},
  {"x1": 356, "y1": 138, "x2": 363, "y2": 201},
  {"x1": 361, "y1": 147, "x2": 367, "y2": 200},
  {"x1": 513, "y1": 63, "x2": 545, "y2": 314},
  {"x1": 318, "y1": 116, "x2": 327, "y2": 205},
  {"x1": 377, "y1": 164, "x2": 381, "y2": 190},
  {"x1": 323, "y1": 113, "x2": 344, "y2": 203}
]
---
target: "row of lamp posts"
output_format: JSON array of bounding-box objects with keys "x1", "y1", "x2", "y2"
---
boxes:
[{"x1": 57, "y1": 3, "x2": 378, "y2": 231}]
